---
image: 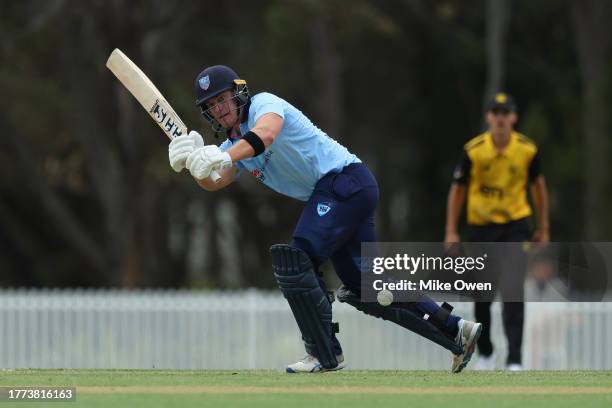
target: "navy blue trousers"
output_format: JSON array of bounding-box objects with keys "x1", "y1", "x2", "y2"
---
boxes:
[
  {"x1": 292, "y1": 163, "x2": 379, "y2": 290},
  {"x1": 291, "y1": 163, "x2": 379, "y2": 355}
]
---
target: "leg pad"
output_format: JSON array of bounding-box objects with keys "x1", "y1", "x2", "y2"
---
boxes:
[{"x1": 271, "y1": 244, "x2": 338, "y2": 369}]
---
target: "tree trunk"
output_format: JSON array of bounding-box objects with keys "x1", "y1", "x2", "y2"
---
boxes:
[
  {"x1": 571, "y1": 0, "x2": 612, "y2": 240},
  {"x1": 309, "y1": 15, "x2": 344, "y2": 139},
  {"x1": 482, "y1": 0, "x2": 511, "y2": 116}
]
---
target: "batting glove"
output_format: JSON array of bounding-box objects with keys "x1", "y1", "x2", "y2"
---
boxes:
[
  {"x1": 168, "y1": 130, "x2": 205, "y2": 173},
  {"x1": 186, "y1": 145, "x2": 232, "y2": 180}
]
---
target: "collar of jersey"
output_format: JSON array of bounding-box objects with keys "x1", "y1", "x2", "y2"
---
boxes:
[
  {"x1": 228, "y1": 100, "x2": 251, "y2": 142},
  {"x1": 486, "y1": 131, "x2": 517, "y2": 157}
]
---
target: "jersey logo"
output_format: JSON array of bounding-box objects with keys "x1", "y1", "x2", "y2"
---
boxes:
[
  {"x1": 250, "y1": 150, "x2": 274, "y2": 183},
  {"x1": 317, "y1": 202, "x2": 332, "y2": 216},
  {"x1": 199, "y1": 75, "x2": 210, "y2": 90},
  {"x1": 252, "y1": 168, "x2": 265, "y2": 182}
]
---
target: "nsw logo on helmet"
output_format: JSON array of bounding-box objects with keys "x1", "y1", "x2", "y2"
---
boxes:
[
  {"x1": 198, "y1": 75, "x2": 210, "y2": 91},
  {"x1": 195, "y1": 65, "x2": 241, "y2": 106}
]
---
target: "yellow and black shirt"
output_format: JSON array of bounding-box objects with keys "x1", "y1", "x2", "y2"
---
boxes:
[{"x1": 453, "y1": 131, "x2": 541, "y2": 226}]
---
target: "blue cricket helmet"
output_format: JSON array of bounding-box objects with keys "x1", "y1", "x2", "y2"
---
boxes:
[
  {"x1": 194, "y1": 65, "x2": 250, "y2": 133},
  {"x1": 194, "y1": 65, "x2": 245, "y2": 106}
]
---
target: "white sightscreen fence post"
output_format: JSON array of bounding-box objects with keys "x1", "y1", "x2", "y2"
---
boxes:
[{"x1": 248, "y1": 289, "x2": 257, "y2": 369}]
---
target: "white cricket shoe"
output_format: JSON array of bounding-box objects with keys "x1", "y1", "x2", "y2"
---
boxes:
[
  {"x1": 451, "y1": 319, "x2": 483, "y2": 373},
  {"x1": 286, "y1": 354, "x2": 346, "y2": 373},
  {"x1": 474, "y1": 353, "x2": 497, "y2": 370},
  {"x1": 506, "y1": 363, "x2": 523, "y2": 371}
]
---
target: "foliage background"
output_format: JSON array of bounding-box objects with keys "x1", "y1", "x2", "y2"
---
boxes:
[{"x1": 1, "y1": 0, "x2": 611, "y2": 288}]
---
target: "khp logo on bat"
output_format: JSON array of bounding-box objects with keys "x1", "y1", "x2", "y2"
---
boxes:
[{"x1": 150, "y1": 99, "x2": 183, "y2": 138}]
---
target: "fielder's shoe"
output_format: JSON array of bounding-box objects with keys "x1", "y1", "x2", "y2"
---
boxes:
[
  {"x1": 506, "y1": 363, "x2": 523, "y2": 371},
  {"x1": 286, "y1": 354, "x2": 346, "y2": 373},
  {"x1": 474, "y1": 352, "x2": 497, "y2": 370},
  {"x1": 451, "y1": 319, "x2": 483, "y2": 373}
]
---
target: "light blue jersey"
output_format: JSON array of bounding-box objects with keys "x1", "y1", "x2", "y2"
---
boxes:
[{"x1": 220, "y1": 92, "x2": 360, "y2": 201}]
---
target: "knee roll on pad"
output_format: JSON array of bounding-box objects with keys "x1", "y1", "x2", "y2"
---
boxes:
[
  {"x1": 271, "y1": 244, "x2": 338, "y2": 369},
  {"x1": 336, "y1": 286, "x2": 463, "y2": 355}
]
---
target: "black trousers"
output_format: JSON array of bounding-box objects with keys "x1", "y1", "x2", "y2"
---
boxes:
[{"x1": 469, "y1": 217, "x2": 530, "y2": 365}]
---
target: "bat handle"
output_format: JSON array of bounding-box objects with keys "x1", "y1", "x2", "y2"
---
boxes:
[{"x1": 210, "y1": 170, "x2": 222, "y2": 183}]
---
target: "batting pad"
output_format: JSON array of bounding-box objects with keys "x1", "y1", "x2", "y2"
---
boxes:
[{"x1": 271, "y1": 244, "x2": 339, "y2": 369}]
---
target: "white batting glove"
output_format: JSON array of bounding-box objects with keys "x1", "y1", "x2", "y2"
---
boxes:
[
  {"x1": 168, "y1": 130, "x2": 205, "y2": 173},
  {"x1": 186, "y1": 145, "x2": 233, "y2": 180}
]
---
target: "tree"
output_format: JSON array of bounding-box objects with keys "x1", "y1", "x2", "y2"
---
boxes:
[
  {"x1": 483, "y1": 0, "x2": 511, "y2": 114},
  {"x1": 571, "y1": 0, "x2": 612, "y2": 239}
]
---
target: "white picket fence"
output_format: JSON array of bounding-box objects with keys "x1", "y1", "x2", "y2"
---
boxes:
[{"x1": 1, "y1": 289, "x2": 611, "y2": 370}]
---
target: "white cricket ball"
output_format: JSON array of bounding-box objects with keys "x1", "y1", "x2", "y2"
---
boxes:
[{"x1": 377, "y1": 289, "x2": 393, "y2": 306}]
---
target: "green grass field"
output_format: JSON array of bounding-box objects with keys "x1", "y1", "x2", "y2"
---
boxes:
[{"x1": 1, "y1": 370, "x2": 611, "y2": 408}]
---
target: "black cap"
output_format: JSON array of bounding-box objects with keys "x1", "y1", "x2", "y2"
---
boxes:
[
  {"x1": 486, "y1": 92, "x2": 517, "y2": 112},
  {"x1": 194, "y1": 65, "x2": 241, "y2": 106}
]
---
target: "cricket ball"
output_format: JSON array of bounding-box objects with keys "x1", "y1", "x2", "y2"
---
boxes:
[{"x1": 377, "y1": 289, "x2": 393, "y2": 306}]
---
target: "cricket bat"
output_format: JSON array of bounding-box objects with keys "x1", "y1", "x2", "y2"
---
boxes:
[{"x1": 106, "y1": 48, "x2": 221, "y2": 182}]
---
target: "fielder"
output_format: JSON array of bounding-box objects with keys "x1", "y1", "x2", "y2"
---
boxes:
[
  {"x1": 168, "y1": 65, "x2": 482, "y2": 373},
  {"x1": 445, "y1": 93, "x2": 549, "y2": 370}
]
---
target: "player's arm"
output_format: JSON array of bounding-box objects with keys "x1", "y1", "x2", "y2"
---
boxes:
[
  {"x1": 528, "y1": 151, "x2": 549, "y2": 242},
  {"x1": 444, "y1": 150, "x2": 471, "y2": 243},
  {"x1": 186, "y1": 113, "x2": 283, "y2": 190},
  {"x1": 225, "y1": 113, "x2": 283, "y2": 162},
  {"x1": 445, "y1": 183, "x2": 467, "y2": 243}
]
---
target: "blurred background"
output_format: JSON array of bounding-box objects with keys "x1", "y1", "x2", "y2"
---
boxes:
[{"x1": 2, "y1": 0, "x2": 612, "y2": 290}]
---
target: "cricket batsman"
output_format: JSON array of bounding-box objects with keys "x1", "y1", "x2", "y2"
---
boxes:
[{"x1": 168, "y1": 65, "x2": 482, "y2": 373}]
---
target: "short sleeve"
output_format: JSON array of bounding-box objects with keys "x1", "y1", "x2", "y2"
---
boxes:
[
  {"x1": 219, "y1": 139, "x2": 244, "y2": 178},
  {"x1": 219, "y1": 138, "x2": 233, "y2": 152},
  {"x1": 528, "y1": 150, "x2": 542, "y2": 181},
  {"x1": 251, "y1": 93, "x2": 285, "y2": 123},
  {"x1": 452, "y1": 150, "x2": 472, "y2": 184}
]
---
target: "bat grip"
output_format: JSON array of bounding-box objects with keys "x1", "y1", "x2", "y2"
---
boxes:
[{"x1": 210, "y1": 170, "x2": 222, "y2": 183}]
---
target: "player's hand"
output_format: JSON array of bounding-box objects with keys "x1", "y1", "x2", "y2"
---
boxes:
[
  {"x1": 532, "y1": 228, "x2": 550, "y2": 244},
  {"x1": 444, "y1": 231, "x2": 461, "y2": 245},
  {"x1": 444, "y1": 231, "x2": 461, "y2": 255},
  {"x1": 186, "y1": 145, "x2": 232, "y2": 180},
  {"x1": 168, "y1": 130, "x2": 205, "y2": 172}
]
